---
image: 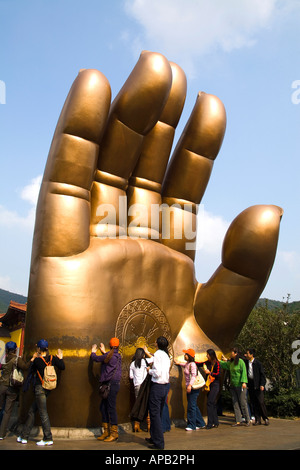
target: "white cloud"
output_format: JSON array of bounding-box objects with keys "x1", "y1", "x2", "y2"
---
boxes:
[
  {"x1": 196, "y1": 207, "x2": 229, "y2": 254},
  {"x1": 20, "y1": 175, "x2": 42, "y2": 206},
  {"x1": 0, "y1": 204, "x2": 34, "y2": 229},
  {"x1": 0, "y1": 275, "x2": 12, "y2": 292},
  {"x1": 193, "y1": 208, "x2": 230, "y2": 283},
  {"x1": 0, "y1": 175, "x2": 42, "y2": 229},
  {"x1": 0, "y1": 175, "x2": 42, "y2": 295},
  {"x1": 124, "y1": 0, "x2": 291, "y2": 76}
]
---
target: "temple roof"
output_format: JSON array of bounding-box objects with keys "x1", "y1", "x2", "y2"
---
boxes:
[{"x1": 0, "y1": 300, "x2": 27, "y2": 329}]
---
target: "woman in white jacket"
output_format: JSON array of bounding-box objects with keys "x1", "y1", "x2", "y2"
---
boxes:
[{"x1": 129, "y1": 347, "x2": 153, "y2": 431}]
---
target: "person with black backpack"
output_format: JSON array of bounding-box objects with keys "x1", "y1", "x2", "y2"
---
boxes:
[
  {"x1": 17, "y1": 339, "x2": 65, "y2": 446},
  {"x1": 0, "y1": 341, "x2": 35, "y2": 440}
]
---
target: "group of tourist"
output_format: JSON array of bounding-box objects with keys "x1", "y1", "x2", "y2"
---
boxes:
[
  {"x1": 0, "y1": 335, "x2": 269, "y2": 450},
  {"x1": 177, "y1": 345, "x2": 269, "y2": 432},
  {"x1": 90, "y1": 336, "x2": 269, "y2": 450},
  {"x1": 91, "y1": 336, "x2": 172, "y2": 449},
  {"x1": 0, "y1": 339, "x2": 65, "y2": 446}
]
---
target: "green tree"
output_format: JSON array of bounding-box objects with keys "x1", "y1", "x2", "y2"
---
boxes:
[{"x1": 236, "y1": 298, "x2": 300, "y2": 392}]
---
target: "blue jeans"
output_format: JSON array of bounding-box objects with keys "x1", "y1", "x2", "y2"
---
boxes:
[
  {"x1": 100, "y1": 381, "x2": 120, "y2": 426},
  {"x1": 186, "y1": 388, "x2": 206, "y2": 429},
  {"x1": 149, "y1": 382, "x2": 169, "y2": 449},
  {"x1": 162, "y1": 383, "x2": 171, "y2": 432},
  {"x1": 21, "y1": 384, "x2": 52, "y2": 440}
]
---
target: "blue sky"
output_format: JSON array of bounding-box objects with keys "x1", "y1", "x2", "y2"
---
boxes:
[{"x1": 0, "y1": 0, "x2": 299, "y2": 302}]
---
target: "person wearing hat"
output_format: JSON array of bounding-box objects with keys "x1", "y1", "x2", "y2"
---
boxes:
[
  {"x1": 174, "y1": 348, "x2": 206, "y2": 431},
  {"x1": 0, "y1": 341, "x2": 35, "y2": 440},
  {"x1": 90, "y1": 337, "x2": 122, "y2": 442},
  {"x1": 17, "y1": 339, "x2": 65, "y2": 446}
]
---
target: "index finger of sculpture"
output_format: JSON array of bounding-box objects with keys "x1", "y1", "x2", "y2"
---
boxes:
[
  {"x1": 32, "y1": 69, "x2": 111, "y2": 259},
  {"x1": 160, "y1": 92, "x2": 226, "y2": 259},
  {"x1": 162, "y1": 92, "x2": 226, "y2": 203},
  {"x1": 90, "y1": 51, "x2": 173, "y2": 239}
]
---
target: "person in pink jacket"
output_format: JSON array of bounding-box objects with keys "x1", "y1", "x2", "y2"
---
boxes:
[{"x1": 175, "y1": 348, "x2": 206, "y2": 431}]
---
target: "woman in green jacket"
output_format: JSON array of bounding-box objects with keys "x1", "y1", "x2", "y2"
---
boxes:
[{"x1": 220, "y1": 348, "x2": 250, "y2": 426}]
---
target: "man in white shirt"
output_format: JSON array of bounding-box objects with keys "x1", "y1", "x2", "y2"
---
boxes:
[{"x1": 146, "y1": 336, "x2": 171, "y2": 449}]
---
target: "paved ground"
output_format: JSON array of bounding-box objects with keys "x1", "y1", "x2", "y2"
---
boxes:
[{"x1": 0, "y1": 414, "x2": 299, "y2": 453}]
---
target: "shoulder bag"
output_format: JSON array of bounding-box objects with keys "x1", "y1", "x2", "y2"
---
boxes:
[
  {"x1": 10, "y1": 356, "x2": 24, "y2": 387},
  {"x1": 204, "y1": 365, "x2": 215, "y2": 392},
  {"x1": 190, "y1": 363, "x2": 206, "y2": 389}
]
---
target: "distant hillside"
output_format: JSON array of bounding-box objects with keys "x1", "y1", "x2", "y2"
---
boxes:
[
  {"x1": 256, "y1": 298, "x2": 300, "y2": 314},
  {"x1": 0, "y1": 288, "x2": 27, "y2": 313},
  {"x1": 0, "y1": 287, "x2": 299, "y2": 315}
]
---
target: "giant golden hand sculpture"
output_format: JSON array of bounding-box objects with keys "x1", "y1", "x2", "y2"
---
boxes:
[{"x1": 23, "y1": 52, "x2": 282, "y2": 427}]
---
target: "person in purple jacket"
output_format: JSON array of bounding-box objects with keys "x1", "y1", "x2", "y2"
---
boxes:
[{"x1": 90, "y1": 337, "x2": 122, "y2": 442}]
